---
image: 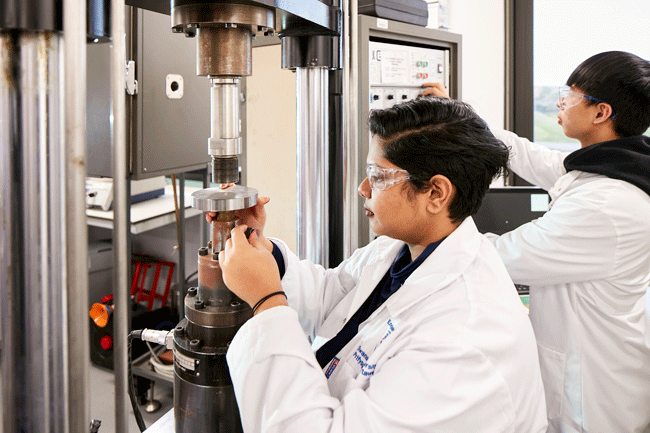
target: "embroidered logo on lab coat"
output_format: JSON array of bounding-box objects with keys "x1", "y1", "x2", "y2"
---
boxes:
[
  {"x1": 325, "y1": 357, "x2": 340, "y2": 379},
  {"x1": 380, "y1": 319, "x2": 395, "y2": 343},
  {"x1": 353, "y1": 346, "x2": 376, "y2": 377}
]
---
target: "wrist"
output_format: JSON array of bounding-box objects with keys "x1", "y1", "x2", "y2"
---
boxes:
[{"x1": 252, "y1": 291, "x2": 287, "y2": 315}]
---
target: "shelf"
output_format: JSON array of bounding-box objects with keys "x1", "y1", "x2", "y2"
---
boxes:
[
  {"x1": 86, "y1": 185, "x2": 203, "y2": 234},
  {"x1": 132, "y1": 348, "x2": 174, "y2": 386}
]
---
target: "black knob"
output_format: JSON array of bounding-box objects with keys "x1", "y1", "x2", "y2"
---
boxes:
[
  {"x1": 198, "y1": 247, "x2": 209, "y2": 256},
  {"x1": 387, "y1": 94, "x2": 394, "y2": 100},
  {"x1": 188, "y1": 287, "x2": 198, "y2": 297},
  {"x1": 194, "y1": 299, "x2": 204, "y2": 310}
]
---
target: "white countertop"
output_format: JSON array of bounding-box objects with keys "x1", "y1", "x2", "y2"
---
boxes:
[{"x1": 86, "y1": 185, "x2": 203, "y2": 234}]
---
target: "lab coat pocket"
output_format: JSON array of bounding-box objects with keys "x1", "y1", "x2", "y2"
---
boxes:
[{"x1": 536, "y1": 342, "x2": 565, "y2": 420}]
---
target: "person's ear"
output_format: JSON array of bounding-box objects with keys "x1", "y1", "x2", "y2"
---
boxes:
[
  {"x1": 593, "y1": 103, "x2": 614, "y2": 125},
  {"x1": 426, "y1": 175, "x2": 455, "y2": 214}
]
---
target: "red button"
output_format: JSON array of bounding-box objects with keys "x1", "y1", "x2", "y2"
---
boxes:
[{"x1": 100, "y1": 335, "x2": 113, "y2": 350}]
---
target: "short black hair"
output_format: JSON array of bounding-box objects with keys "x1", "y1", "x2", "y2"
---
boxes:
[
  {"x1": 368, "y1": 97, "x2": 509, "y2": 223},
  {"x1": 566, "y1": 51, "x2": 650, "y2": 137}
]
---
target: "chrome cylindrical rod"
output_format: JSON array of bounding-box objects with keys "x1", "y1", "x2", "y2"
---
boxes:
[
  {"x1": 342, "y1": 0, "x2": 359, "y2": 259},
  {"x1": 64, "y1": 0, "x2": 90, "y2": 429},
  {"x1": 209, "y1": 77, "x2": 242, "y2": 184},
  {"x1": 0, "y1": 31, "x2": 71, "y2": 433},
  {"x1": 111, "y1": 0, "x2": 130, "y2": 431},
  {"x1": 296, "y1": 67, "x2": 330, "y2": 267}
]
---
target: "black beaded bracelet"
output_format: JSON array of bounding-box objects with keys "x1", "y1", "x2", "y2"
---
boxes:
[{"x1": 252, "y1": 291, "x2": 287, "y2": 314}]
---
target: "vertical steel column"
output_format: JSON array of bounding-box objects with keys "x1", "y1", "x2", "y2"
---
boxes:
[
  {"x1": 201, "y1": 167, "x2": 210, "y2": 247},
  {"x1": 179, "y1": 172, "x2": 186, "y2": 292},
  {"x1": 64, "y1": 0, "x2": 90, "y2": 429},
  {"x1": 111, "y1": 0, "x2": 130, "y2": 431},
  {"x1": 0, "y1": 38, "x2": 7, "y2": 433},
  {"x1": 341, "y1": 0, "x2": 359, "y2": 258},
  {"x1": 0, "y1": 29, "x2": 86, "y2": 432},
  {"x1": 296, "y1": 67, "x2": 330, "y2": 267}
]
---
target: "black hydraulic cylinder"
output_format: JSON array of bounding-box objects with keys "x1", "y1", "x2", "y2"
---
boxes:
[{"x1": 0, "y1": 0, "x2": 62, "y2": 31}]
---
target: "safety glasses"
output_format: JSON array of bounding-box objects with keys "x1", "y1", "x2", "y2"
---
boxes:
[
  {"x1": 558, "y1": 86, "x2": 616, "y2": 119},
  {"x1": 365, "y1": 165, "x2": 411, "y2": 191}
]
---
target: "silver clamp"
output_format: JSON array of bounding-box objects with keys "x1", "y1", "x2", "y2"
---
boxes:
[{"x1": 125, "y1": 60, "x2": 138, "y2": 95}]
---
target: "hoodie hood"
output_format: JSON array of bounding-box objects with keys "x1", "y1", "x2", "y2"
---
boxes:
[{"x1": 563, "y1": 135, "x2": 650, "y2": 196}]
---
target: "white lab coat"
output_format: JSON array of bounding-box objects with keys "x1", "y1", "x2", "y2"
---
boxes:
[
  {"x1": 488, "y1": 129, "x2": 650, "y2": 433},
  {"x1": 226, "y1": 217, "x2": 548, "y2": 433}
]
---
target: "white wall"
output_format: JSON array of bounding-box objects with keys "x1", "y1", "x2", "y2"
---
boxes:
[
  {"x1": 245, "y1": 45, "x2": 298, "y2": 251},
  {"x1": 449, "y1": 0, "x2": 505, "y2": 129},
  {"x1": 244, "y1": 6, "x2": 508, "y2": 249}
]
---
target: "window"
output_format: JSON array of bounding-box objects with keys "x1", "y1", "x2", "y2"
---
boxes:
[{"x1": 532, "y1": 0, "x2": 650, "y2": 151}]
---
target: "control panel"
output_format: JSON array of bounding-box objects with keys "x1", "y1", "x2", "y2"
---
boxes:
[{"x1": 369, "y1": 40, "x2": 449, "y2": 110}]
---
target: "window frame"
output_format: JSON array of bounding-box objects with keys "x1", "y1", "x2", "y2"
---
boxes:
[{"x1": 505, "y1": 0, "x2": 534, "y2": 186}]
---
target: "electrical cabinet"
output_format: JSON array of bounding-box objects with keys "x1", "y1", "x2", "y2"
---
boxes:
[
  {"x1": 356, "y1": 15, "x2": 462, "y2": 246},
  {"x1": 368, "y1": 40, "x2": 449, "y2": 110},
  {"x1": 86, "y1": 7, "x2": 247, "y2": 180}
]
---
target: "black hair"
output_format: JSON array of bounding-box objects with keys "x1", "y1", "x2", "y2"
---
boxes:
[
  {"x1": 368, "y1": 96, "x2": 509, "y2": 223},
  {"x1": 566, "y1": 51, "x2": 650, "y2": 137}
]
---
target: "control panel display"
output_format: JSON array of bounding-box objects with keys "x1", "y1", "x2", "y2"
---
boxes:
[{"x1": 369, "y1": 40, "x2": 449, "y2": 110}]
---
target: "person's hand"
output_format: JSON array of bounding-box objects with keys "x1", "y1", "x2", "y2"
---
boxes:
[
  {"x1": 218, "y1": 225, "x2": 287, "y2": 314},
  {"x1": 206, "y1": 195, "x2": 273, "y2": 252},
  {"x1": 234, "y1": 196, "x2": 270, "y2": 233},
  {"x1": 206, "y1": 196, "x2": 269, "y2": 227},
  {"x1": 421, "y1": 82, "x2": 450, "y2": 98}
]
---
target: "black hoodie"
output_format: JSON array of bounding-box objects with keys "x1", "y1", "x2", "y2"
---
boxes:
[{"x1": 563, "y1": 135, "x2": 650, "y2": 197}]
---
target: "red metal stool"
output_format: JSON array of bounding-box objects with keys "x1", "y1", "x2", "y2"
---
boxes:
[{"x1": 131, "y1": 255, "x2": 175, "y2": 311}]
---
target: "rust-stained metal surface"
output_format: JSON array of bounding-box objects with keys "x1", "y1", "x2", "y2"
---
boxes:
[
  {"x1": 172, "y1": 2, "x2": 275, "y2": 31},
  {"x1": 1, "y1": 33, "x2": 15, "y2": 89}
]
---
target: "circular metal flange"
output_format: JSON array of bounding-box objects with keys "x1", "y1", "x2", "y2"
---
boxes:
[
  {"x1": 171, "y1": 2, "x2": 275, "y2": 34},
  {"x1": 191, "y1": 185, "x2": 258, "y2": 212}
]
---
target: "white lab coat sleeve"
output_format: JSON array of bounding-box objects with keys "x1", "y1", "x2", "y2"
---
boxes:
[
  {"x1": 485, "y1": 189, "x2": 617, "y2": 286},
  {"x1": 227, "y1": 306, "x2": 523, "y2": 433},
  {"x1": 269, "y1": 238, "x2": 377, "y2": 342},
  {"x1": 491, "y1": 128, "x2": 569, "y2": 191},
  {"x1": 227, "y1": 307, "x2": 341, "y2": 433}
]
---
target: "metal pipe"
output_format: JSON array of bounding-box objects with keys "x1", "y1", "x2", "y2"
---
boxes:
[
  {"x1": 111, "y1": 0, "x2": 130, "y2": 431},
  {"x1": 64, "y1": 0, "x2": 90, "y2": 429},
  {"x1": 1, "y1": 31, "x2": 71, "y2": 433},
  {"x1": 179, "y1": 172, "x2": 186, "y2": 294},
  {"x1": 0, "y1": 35, "x2": 10, "y2": 433},
  {"x1": 341, "y1": 0, "x2": 359, "y2": 258},
  {"x1": 209, "y1": 77, "x2": 242, "y2": 184},
  {"x1": 296, "y1": 67, "x2": 329, "y2": 267},
  {"x1": 201, "y1": 167, "x2": 210, "y2": 248}
]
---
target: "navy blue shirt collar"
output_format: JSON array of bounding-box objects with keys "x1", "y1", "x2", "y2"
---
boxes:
[{"x1": 390, "y1": 238, "x2": 446, "y2": 283}]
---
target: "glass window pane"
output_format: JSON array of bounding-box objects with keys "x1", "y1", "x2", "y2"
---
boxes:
[{"x1": 533, "y1": 0, "x2": 650, "y2": 151}]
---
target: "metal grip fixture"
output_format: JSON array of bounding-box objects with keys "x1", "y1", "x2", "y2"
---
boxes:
[
  {"x1": 170, "y1": 1, "x2": 276, "y2": 185},
  {"x1": 209, "y1": 78, "x2": 242, "y2": 184},
  {"x1": 172, "y1": 186, "x2": 258, "y2": 433},
  {"x1": 198, "y1": 26, "x2": 252, "y2": 76}
]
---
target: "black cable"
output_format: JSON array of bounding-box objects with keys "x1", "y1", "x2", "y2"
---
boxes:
[
  {"x1": 184, "y1": 269, "x2": 198, "y2": 283},
  {"x1": 128, "y1": 331, "x2": 147, "y2": 432}
]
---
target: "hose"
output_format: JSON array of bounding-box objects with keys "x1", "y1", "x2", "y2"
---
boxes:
[{"x1": 128, "y1": 330, "x2": 148, "y2": 432}]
